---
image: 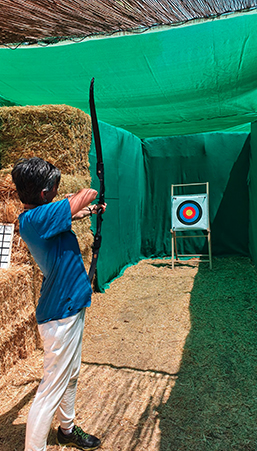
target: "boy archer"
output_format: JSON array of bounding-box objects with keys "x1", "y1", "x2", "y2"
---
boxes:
[{"x1": 12, "y1": 157, "x2": 106, "y2": 451}]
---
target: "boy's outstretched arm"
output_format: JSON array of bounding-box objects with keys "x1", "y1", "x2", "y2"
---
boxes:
[
  {"x1": 67, "y1": 189, "x2": 107, "y2": 220},
  {"x1": 68, "y1": 189, "x2": 98, "y2": 216}
]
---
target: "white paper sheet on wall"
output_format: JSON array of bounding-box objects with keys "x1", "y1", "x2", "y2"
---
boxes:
[{"x1": 0, "y1": 223, "x2": 14, "y2": 269}]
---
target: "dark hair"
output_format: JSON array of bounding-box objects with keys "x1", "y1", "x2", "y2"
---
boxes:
[{"x1": 11, "y1": 157, "x2": 61, "y2": 205}]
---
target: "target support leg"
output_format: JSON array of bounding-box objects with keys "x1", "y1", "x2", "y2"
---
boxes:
[
  {"x1": 171, "y1": 229, "x2": 174, "y2": 269},
  {"x1": 171, "y1": 230, "x2": 178, "y2": 269},
  {"x1": 207, "y1": 229, "x2": 212, "y2": 270},
  {"x1": 174, "y1": 231, "x2": 178, "y2": 261}
]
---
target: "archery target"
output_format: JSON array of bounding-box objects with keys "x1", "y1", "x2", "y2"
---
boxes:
[
  {"x1": 177, "y1": 200, "x2": 202, "y2": 225},
  {"x1": 172, "y1": 195, "x2": 209, "y2": 231}
]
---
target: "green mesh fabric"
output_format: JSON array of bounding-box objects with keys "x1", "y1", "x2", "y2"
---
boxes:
[
  {"x1": 0, "y1": 12, "x2": 257, "y2": 138},
  {"x1": 89, "y1": 125, "x2": 251, "y2": 290},
  {"x1": 89, "y1": 121, "x2": 144, "y2": 291}
]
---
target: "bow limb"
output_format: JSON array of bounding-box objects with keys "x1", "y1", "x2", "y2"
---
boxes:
[{"x1": 88, "y1": 77, "x2": 105, "y2": 284}]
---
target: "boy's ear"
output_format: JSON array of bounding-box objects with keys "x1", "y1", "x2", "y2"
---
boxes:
[{"x1": 40, "y1": 189, "x2": 47, "y2": 203}]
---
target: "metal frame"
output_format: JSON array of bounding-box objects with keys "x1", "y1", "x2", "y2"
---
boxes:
[{"x1": 171, "y1": 183, "x2": 212, "y2": 269}]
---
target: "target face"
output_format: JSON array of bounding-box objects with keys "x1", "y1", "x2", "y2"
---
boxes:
[
  {"x1": 176, "y1": 200, "x2": 202, "y2": 225},
  {"x1": 171, "y1": 195, "x2": 209, "y2": 231}
]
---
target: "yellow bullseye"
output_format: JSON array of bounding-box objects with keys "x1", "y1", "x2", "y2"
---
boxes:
[{"x1": 185, "y1": 208, "x2": 193, "y2": 217}]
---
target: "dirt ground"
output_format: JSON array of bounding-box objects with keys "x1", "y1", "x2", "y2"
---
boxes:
[{"x1": 1, "y1": 256, "x2": 257, "y2": 451}]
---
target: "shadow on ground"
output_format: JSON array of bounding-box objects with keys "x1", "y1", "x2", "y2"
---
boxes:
[
  {"x1": 157, "y1": 257, "x2": 257, "y2": 451},
  {"x1": 0, "y1": 384, "x2": 38, "y2": 450}
]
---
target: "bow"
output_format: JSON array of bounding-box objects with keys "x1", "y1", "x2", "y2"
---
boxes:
[{"x1": 88, "y1": 77, "x2": 105, "y2": 284}]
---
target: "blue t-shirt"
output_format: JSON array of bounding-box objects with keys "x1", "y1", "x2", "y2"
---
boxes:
[{"x1": 19, "y1": 198, "x2": 92, "y2": 324}]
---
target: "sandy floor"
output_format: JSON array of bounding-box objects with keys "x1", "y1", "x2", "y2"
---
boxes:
[{"x1": 1, "y1": 256, "x2": 257, "y2": 451}]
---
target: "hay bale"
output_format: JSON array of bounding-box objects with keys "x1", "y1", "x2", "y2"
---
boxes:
[
  {"x1": 0, "y1": 265, "x2": 34, "y2": 327},
  {"x1": 0, "y1": 171, "x2": 31, "y2": 265},
  {"x1": 0, "y1": 104, "x2": 93, "y2": 270},
  {"x1": 0, "y1": 105, "x2": 94, "y2": 373},
  {"x1": 0, "y1": 104, "x2": 92, "y2": 176},
  {"x1": 0, "y1": 313, "x2": 39, "y2": 375},
  {"x1": 0, "y1": 264, "x2": 40, "y2": 374}
]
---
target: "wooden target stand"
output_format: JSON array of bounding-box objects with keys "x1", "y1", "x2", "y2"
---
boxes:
[{"x1": 171, "y1": 183, "x2": 212, "y2": 270}]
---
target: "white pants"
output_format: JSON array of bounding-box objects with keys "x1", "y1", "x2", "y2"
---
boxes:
[{"x1": 25, "y1": 308, "x2": 86, "y2": 451}]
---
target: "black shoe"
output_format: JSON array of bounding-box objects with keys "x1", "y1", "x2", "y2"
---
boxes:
[{"x1": 56, "y1": 425, "x2": 101, "y2": 450}]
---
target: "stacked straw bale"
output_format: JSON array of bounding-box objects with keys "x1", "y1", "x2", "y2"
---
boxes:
[
  {"x1": 0, "y1": 104, "x2": 92, "y2": 175},
  {"x1": 0, "y1": 105, "x2": 93, "y2": 374}
]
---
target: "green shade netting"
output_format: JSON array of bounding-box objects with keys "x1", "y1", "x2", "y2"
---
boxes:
[
  {"x1": 89, "y1": 121, "x2": 144, "y2": 291},
  {"x1": 0, "y1": 95, "x2": 17, "y2": 107},
  {"x1": 0, "y1": 12, "x2": 257, "y2": 138},
  {"x1": 249, "y1": 122, "x2": 257, "y2": 267},
  {"x1": 142, "y1": 132, "x2": 250, "y2": 258},
  {"x1": 88, "y1": 125, "x2": 251, "y2": 290}
]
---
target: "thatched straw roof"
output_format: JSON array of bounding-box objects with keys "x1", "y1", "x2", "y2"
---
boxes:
[{"x1": 1, "y1": 0, "x2": 257, "y2": 45}]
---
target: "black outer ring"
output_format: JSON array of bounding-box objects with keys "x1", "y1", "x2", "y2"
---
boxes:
[{"x1": 176, "y1": 200, "x2": 203, "y2": 225}]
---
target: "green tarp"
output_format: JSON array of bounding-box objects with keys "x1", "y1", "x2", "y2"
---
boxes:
[
  {"x1": 249, "y1": 122, "x2": 257, "y2": 266},
  {"x1": 142, "y1": 132, "x2": 250, "y2": 259},
  {"x1": 89, "y1": 124, "x2": 251, "y2": 290},
  {"x1": 0, "y1": 12, "x2": 257, "y2": 138},
  {"x1": 89, "y1": 121, "x2": 144, "y2": 290}
]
